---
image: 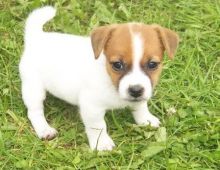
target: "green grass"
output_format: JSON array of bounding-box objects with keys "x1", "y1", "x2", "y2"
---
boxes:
[{"x1": 0, "y1": 0, "x2": 220, "y2": 169}]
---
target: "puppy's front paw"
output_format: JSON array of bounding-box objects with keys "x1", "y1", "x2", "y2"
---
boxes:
[
  {"x1": 96, "y1": 134, "x2": 115, "y2": 151},
  {"x1": 35, "y1": 126, "x2": 58, "y2": 140},
  {"x1": 146, "y1": 115, "x2": 161, "y2": 127},
  {"x1": 89, "y1": 133, "x2": 115, "y2": 151},
  {"x1": 135, "y1": 113, "x2": 160, "y2": 127}
]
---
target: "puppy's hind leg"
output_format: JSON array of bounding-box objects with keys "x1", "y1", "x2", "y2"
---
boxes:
[{"x1": 21, "y1": 78, "x2": 57, "y2": 140}]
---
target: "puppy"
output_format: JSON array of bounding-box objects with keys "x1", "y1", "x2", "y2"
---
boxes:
[{"x1": 19, "y1": 6, "x2": 179, "y2": 151}]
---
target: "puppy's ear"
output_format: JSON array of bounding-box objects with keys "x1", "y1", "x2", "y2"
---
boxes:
[
  {"x1": 153, "y1": 25, "x2": 179, "y2": 59},
  {"x1": 91, "y1": 25, "x2": 115, "y2": 59}
]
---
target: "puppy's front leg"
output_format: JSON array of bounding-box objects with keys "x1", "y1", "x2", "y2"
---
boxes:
[
  {"x1": 132, "y1": 102, "x2": 160, "y2": 127},
  {"x1": 79, "y1": 100, "x2": 115, "y2": 151}
]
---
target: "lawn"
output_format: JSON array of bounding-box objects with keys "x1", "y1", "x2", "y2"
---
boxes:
[{"x1": 0, "y1": 0, "x2": 220, "y2": 169}]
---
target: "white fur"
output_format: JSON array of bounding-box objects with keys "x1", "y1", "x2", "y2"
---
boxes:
[{"x1": 20, "y1": 6, "x2": 160, "y2": 151}]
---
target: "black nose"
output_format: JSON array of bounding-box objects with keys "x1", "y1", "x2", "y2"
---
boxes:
[{"x1": 128, "y1": 85, "x2": 144, "y2": 98}]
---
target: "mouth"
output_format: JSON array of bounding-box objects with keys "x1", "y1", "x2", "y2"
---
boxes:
[{"x1": 124, "y1": 97, "x2": 146, "y2": 102}]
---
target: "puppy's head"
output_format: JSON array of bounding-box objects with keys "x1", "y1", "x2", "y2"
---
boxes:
[{"x1": 91, "y1": 23, "x2": 179, "y2": 102}]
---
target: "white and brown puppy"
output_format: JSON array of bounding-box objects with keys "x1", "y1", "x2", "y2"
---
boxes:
[{"x1": 19, "y1": 6, "x2": 179, "y2": 151}]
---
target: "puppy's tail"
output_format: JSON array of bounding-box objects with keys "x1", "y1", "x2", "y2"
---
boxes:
[{"x1": 25, "y1": 6, "x2": 56, "y2": 40}]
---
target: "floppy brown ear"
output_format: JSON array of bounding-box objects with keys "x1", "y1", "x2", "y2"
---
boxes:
[
  {"x1": 153, "y1": 25, "x2": 179, "y2": 59},
  {"x1": 91, "y1": 25, "x2": 115, "y2": 59}
]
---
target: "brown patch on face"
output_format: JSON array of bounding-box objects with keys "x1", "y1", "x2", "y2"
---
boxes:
[
  {"x1": 129, "y1": 23, "x2": 179, "y2": 87},
  {"x1": 103, "y1": 24, "x2": 133, "y2": 88},
  {"x1": 141, "y1": 55, "x2": 163, "y2": 88}
]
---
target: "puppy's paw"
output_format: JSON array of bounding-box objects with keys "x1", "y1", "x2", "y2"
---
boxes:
[
  {"x1": 36, "y1": 126, "x2": 58, "y2": 140},
  {"x1": 96, "y1": 134, "x2": 115, "y2": 151},
  {"x1": 90, "y1": 134, "x2": 115, "y2": 151},
  {"x1": 146, "y1": 115, "x2": 161, "y2": 127},
  {"x1": 135, "y1": 114, "x2": 160, "y2": 127}
]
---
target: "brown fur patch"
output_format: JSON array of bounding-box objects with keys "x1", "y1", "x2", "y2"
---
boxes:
[
  {"x1": 130, "y1": 24, "x2": 164, "y2": 87},
  {"x1": 140, "y1": 55, "x2": 163, "y2": 87},
  {"x1": 104, "y1": 24, "x2": 133, "y2": 88}
]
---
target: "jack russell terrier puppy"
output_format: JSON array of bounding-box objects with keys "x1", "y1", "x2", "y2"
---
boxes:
[{"x1": 19, "y1": 6, "x2": 179, "y2": 151}]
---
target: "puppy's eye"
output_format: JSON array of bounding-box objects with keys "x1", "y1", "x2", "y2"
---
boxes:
[
  {"x1": 112, "y1": 61, "x2": 124, "y2": 71},
  {"x1": 147, "y1": 61, "x2": 159, "y2": 70}
]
